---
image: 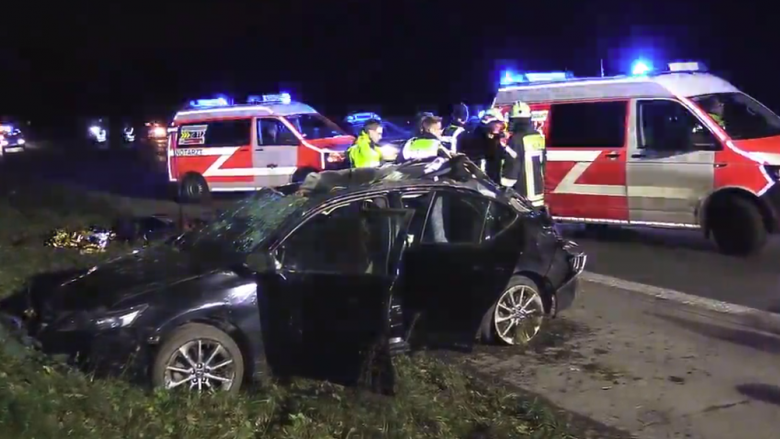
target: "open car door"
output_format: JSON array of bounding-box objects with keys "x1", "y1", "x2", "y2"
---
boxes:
[{"x1": 258, "y1": 200, "x2": 413, "y2": 377}]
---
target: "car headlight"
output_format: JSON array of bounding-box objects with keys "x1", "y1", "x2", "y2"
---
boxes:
[
  {"x1": 17, "y1": 138, "x2": 25, "y2": 145},
  {"x1": 764, "y1": 164, "x2": 780, "y2": 181},
  {"x1": 152, "y1": 126, "x2": 167, "y2": 138},
  {"x1": 93, "y1": 305, "x2": 148, "y2": 330},
  {"x1": 89, "y1": 126, "x2": 101, "y2": 135}
]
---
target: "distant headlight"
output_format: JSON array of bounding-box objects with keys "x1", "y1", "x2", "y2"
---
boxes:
[
  {"x1": 152, "y1": 127, "x2": 167, "y2": 138},
  {"x1": 17, "y1": 138, "x2": 25, "y2": 145},
  {"x1": 93, "y1": 305, "x2": 148, "y2": 330},
  {"x1": 89, "y1": 126, "x2": 101, "y2": 135}
]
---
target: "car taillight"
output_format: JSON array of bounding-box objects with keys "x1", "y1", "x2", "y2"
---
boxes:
[{"x1": 326, "y1": 152, "x2": 345, "y2": 163}]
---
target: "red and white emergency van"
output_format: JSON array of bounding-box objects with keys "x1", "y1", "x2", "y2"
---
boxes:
[
  {"x1": 492, "y1": 63, "x2": 780, "y2": 256},
  {"x1": 166, "y1": 94, "x2": 354, "y2": 202}
]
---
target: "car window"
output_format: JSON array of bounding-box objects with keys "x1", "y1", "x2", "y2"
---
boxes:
[
  {"x1": 692, "y1": 92, "x2": 780, "y2": 140},
  {"x1": 280, "y1": 198, "x2": 394, "y2": 275},
  {"x1": 258, "y1": 118, "x2": 299, "y2": 146},
  {"x1": 178, "y1": 119, "x2": 251, "y2": 147},
  {"x1": 285, "y1": 114, "x2": 346, "y2": 140},
  {"x1": 548, "y1": 101, "x2": 626, "y2": 148},
  {"x1": 421, "y1": 192, "x2": 488, "y2": 245},
  {"x1": 638, "y1": 100, "x2": 720, "y2": 152},
  {"x1": 482, "y1": 201, "x2": 518, "y2": 241},
  {"x1": 401, "y1": 192, "x2": 434, "y2": 245}
]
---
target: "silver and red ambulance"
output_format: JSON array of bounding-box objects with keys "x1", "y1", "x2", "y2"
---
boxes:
[
  {"x1": 492, "y1": 62, "x2": 780, "y2": 256},
  {"x1": 166, "y1": 94, "x2": 354, "y2": 202}
]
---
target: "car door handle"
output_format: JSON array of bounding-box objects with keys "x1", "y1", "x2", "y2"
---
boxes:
[
  {"x1": 605, "y1": 152, "x2": 620, "y2": 159},
  {"x1": 267, "y1": 163, "x2": 278, "y2": 168},
  {"x1": 714, "y1": 162, "x2": 727, "y2": 168},
  {"x1": 631, "y1": 153, "x2": 645, "y2": 158},
  {"x1": 255, "y1": 148, "x2": 264, "y2": 151}
]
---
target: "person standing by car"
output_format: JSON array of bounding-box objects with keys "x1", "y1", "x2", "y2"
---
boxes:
[
  {"x1": 458, "y1": 108, "x2": 506, "y2": 182},
  {"x1": 441, "y1": 103, "x2": 469, "y2": 153},
  {"x1": 348, "y1": 119, "x2": 384, "y2": 168},
  {"x1": 400, "y1": 115, "x2": 449, "y2": 162},
  {"x1": 502, "y1": 101, "x2": 546, "y2": 208}
]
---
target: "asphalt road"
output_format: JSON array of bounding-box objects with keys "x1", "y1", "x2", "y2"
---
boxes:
[{"x1": 3, "y1": 141, "x2": 778, "y2": 313}]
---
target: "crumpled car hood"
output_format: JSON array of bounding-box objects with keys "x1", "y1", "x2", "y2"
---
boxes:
[{"x1": 48, "y1": 247, "x2": 217, "y2": 311}]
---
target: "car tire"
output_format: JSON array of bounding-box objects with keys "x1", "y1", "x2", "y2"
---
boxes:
[
  {"x1": 709, "y1": 196, "x2": 766, "y2": 257},
  {"x1": 179, "y1": 173, "x2": 210, "y2": 204},
  {"x1": 152, "y1": 323, "x2": 245, "y2": 394},
  {"x1": 477, "y1": 275, "x2": 546, "y2": 346}
]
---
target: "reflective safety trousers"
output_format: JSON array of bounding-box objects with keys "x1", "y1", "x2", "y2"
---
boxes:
[
  {"x1": 401, "y1": 137, "x2": 442, "y2": 161},
  {"x1": 348, "y1": 132, "x2": 382, "y2": 168},
  {"x1": 502, "y1": 133, "x2": 545, "y2": 208}
]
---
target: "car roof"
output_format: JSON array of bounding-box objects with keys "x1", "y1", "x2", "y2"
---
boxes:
[
  {"x1": 173, "y1": 101, "x2": 319, "y2": 123},
  {"x1": 493, "y1": 72, "x2": 740, "y2": 106}
]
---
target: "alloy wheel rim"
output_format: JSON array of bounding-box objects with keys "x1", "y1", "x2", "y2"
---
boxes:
[
  {"x1": 163, "y1": 339, "x2": 236, "y2": 392},
  {"x1": 493, "y1": 285, "x2": 544, "y2": 345}
]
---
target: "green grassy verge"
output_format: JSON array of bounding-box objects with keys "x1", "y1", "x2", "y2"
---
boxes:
[{"x1": 0, "y1": 178, "x2": 574, "y2": 439}]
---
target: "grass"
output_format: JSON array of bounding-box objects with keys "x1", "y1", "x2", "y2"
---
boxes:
[{"x1": 0, "y1": 175, "x2": 575, "y2": 439}]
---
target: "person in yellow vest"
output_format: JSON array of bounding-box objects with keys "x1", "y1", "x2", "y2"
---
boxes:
[
  {"x1": 706, "y1": 96, "x2": 726, "y2": 129},
  {"x1": 400, "y1": 115, "x2": 449, "y2": 161},
  {"x1": 348, "y1": 119, "x2": 384, "y2": 168},
  {"x1": 502, "y1": 101, "x2": 546, "y2": 208}
]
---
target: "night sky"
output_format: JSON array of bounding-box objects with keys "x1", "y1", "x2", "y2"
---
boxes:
[{"x1": 1, "y1": 0, "x2": 775, "y2": 127}]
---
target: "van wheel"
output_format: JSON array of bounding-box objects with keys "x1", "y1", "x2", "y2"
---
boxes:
[
  {"x1": 709, "y1": 196, "x2": 767, "y2": 256},
  {"x1": 291, "y1": 167, "x2": 316, "y2": 184},
  {"x1": 152, "y1": 323, "x2": 245, "y2": 394},
  {"x1": 477, "y1": 275, "x2": 546, "y2": 346},
  {"x1": 179, "y1": 174, "x2": 209, "y2": 204}
]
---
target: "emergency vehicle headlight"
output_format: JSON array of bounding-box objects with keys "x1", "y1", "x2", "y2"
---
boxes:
[
  {"x1": 152, "y1": 127, "x2": 167, "y2": 138},
  {"x1": 764, "y1": 164, "x2": 780, "y2": 180},
  {"x1": 17, "y1": 138, "x2": 25, "y2": 145},
  {"x1": 326, "y1": 151, "x2": 345, "y2": 163}
]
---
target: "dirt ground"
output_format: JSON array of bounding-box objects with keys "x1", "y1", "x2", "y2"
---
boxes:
[{"x1": 443, "y1": 281, "x2": 780, "y2": 439}]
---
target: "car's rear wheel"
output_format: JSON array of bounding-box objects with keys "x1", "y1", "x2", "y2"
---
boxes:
[
  {"x1": 478, "y1": 276, "x2": 545, "y2": 345},
  {"x1": 152, "y1": 323, "x2": 244, "y2": 394}
]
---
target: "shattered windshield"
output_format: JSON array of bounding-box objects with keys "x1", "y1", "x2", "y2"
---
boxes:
[{"x1": 176, "y1": 189, "x2": 313, "y2": 257}]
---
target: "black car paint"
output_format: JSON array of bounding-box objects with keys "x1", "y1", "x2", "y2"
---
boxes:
[{"x1": 5, "y1": 159, "x2": 584, "y2": 387}]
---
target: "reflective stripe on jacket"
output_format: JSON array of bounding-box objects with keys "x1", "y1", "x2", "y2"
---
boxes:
[{"x1": 401, "y1": 137, "x2": 442, "y2": 161}]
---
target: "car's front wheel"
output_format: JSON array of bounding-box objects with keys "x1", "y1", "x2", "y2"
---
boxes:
[
  {"x1": 478, "y1": 275, "x2": 546, "y2": 345},
  {"x1": 152, "y1": 323, "x2": 244, "y2": 394}
]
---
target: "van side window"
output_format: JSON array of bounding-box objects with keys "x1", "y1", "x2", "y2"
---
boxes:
[
  {"x1": 548, "y1": 101, "x2": 626, "y2": 148},
  {"x1": 638, "y1": 100, "x2": 720, "y2": 152},
  {"x1": 178, "y1": 119, "x2": 251, "y2": 148},
  {"x1": 258, "y1": 119, "x2": 299, "y2": 146}
]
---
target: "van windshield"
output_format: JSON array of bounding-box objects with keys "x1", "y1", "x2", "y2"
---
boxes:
[{"x1": 692, "y1": 92, "x2": 780, "y2": 140}]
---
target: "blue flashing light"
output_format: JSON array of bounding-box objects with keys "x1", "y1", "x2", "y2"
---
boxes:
[
  {"x1": 345, "y1": 112, "x2": 381, "y2": 124},
  {"x1": 500, "y1": 70, "x2": 572, "y2": 85},
  {"x1": 190, "y1": 97, "x2": 229, "y2": 108},
  {"x1": 631, "y1": 59, "x2": 652, "y2": 75},
  {"x1": 248, "y1": 92, "x2": 292, "y2": 105}
]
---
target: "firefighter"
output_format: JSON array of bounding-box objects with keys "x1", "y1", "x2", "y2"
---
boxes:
[
  {"x1": 347, "y1": 119, "x2": 384, "y2": 168},
  {"x1": 400, "y1": 115, "x2": 449, "y2": 161},
  {"x1": 441, "y1": 103, "x2": 469, "y2": 153},
  {"x1": 503, "y1": 101, "x2": 546, "y2": 208}
]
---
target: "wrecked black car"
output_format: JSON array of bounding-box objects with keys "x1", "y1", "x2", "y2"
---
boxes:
[{"x1": 0, "y1": 155, "x2": 585, "y2": 393}]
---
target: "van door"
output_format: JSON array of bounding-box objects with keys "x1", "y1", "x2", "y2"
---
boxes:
[
  {"x1": 176, "y1": 118, "x2": 254, "y2": 192},
  {"x1": 627, "y1": 99, "x2": 719, "y2": 226},
  {"x1": 255, "y1": 118, "x2": 300, "y2": 187},
  {"x1": 545, "y1": 101, "x2": 629, "y2": 222}
]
